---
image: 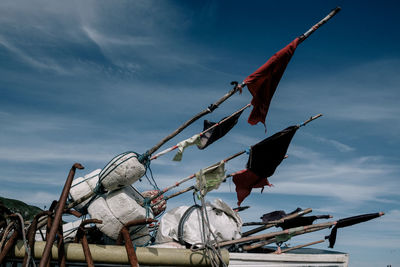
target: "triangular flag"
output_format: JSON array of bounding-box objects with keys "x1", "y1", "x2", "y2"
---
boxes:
[
  {"x1": 197, "y1": 110, "x2": 244, "y2": 150},
  {"x1": 247, "y1": 125, "x2": 298, "y2": 178},
  {"x1": 245, "y1": 38, "x2": 300, "y2": 127}
]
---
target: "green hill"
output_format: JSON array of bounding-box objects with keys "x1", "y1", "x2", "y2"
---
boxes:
[{"x1": 0, "y1": 196, "x2": 42, "y2": 221}]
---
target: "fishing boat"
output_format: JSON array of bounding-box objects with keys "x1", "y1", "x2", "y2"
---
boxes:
[{"x1": 0, "y1": 6, "x2": 385, "y2": 267}]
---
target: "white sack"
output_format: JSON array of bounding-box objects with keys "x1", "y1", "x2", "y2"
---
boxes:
[
  {"x1": 87, "y1": 196, "x2": 123, "y2": 240},
  {"x1": 88, "y1": 186, "x2": 152, "y2": 242},
  {"x1": 85, "y1": 169, "x2": 101, "y2": 190},
  {"x1": 70, "y1": 177, "x2": 92, "y2": 210},
  {"x1": 99, "y1": 152, "x2": 146, "y2": 191},
  {"x1": 69, "y1": 169, "x2": 100, "y2": 210},
  {"x1": 155, "y1": 199, "x2": 242, "y2": 245},
  {"x1": 106, "y1": 187, "x2": 149, "y2": 225}
]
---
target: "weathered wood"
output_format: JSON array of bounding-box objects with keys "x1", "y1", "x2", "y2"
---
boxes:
[
  {"x1": 299, "y1": 7, "x2": 341, "y2": 43},
  {"x1": 241, "y1": 208, "x2": 313, "y2": 237},
  {"x1": 145, "y1": 82, "x2": 244, "y2": 157}
]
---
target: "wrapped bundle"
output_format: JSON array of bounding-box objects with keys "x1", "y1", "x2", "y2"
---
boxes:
[
  {"x1": 156, "y1": 199, "x2": 242, "y2": 245},
  {"x1": 69, "y1": 169, "x2": 101, "y2": 210},
  {"x1": 99, "y1": 152, "x2": 146, "y2": 191},
  {"x1": 87, "y1": 186, "x2": 153, "y2": 245}
]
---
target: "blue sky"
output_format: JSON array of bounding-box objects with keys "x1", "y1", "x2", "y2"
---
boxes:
[{"x1": 0, "y1": 0, "x2": 399, "y2": 266}]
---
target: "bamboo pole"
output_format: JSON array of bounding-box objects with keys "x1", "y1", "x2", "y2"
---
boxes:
[
  {"x1": 242, "y1": 225, "x2": 330, "y2": 251},
  {"x1": 298, "y1": 7, "x2": 341, "y2": 44},
  {"x1": 241, "y1": 208, "x2": 312, "y2": 237},
  {"x1": 147, "y1": 150, "x2": 246, "y2": 203},
  {"x1": 243, "y1": 220, "x2": 284, "y2": 227},
  {"x1": 299, "y1": 114, "x2": 322, "y2": 127},
  {"x1": 145, "y1": 82, "x2": 245, "y2": 157},
  {"x1": 218, "y1": 221, "x2": 336, "y2": 248},
  {"x1": 150, "y1": 104, "x2": 251, "y2": 160},
  {"x1": 277, "y1": 239, "x2": 325, "y2": 254}
]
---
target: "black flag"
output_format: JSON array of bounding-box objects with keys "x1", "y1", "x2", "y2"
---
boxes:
[
  {"x1": 261, "y1": 208, "x2": 302, "y2": 223},
  {"x1": 278, "y1": 215, "x2": 331, "y2": 230},
  {"x1": 247, "y1": 125, "x2": 298, "y2": 178},
  {"x1": 197, "y1": 110, "x2": 244, "y2": 150},
  {"x1": 327, "y1": 212, "x2": 382, "y2": 248}
]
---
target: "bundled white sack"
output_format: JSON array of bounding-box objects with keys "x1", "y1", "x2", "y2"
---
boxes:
[
  {"x1": 87, "y1": 186, "x2": 153, "y2": 244},
  {"x1": 87, "y1": 196, "x2": 124, "y2": 240},
  {"x1": 99, "y1": 152, "x2": 146, "y2": 191},
  {"x1": 69, "y1": 169, "x2": 101, "y2": 210},
  {"x1": 155, "y1": 198, "x2": 242, "y2": 246}
]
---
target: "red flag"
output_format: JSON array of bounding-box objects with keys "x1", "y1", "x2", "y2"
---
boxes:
[
  {"x1": 245, "y1": 38, "x2": 300, "y2": 126},
  {"x1": 232, "y1": 169, "x2": 272, "y2": 206}
]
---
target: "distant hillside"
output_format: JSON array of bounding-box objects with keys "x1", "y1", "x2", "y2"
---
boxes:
[{"x1": 0, "y1": 196, "x2": 42, "y2": 221}]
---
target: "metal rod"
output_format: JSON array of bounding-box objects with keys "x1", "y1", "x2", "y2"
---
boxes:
[
  {"x1": 117, "y1": 218, "x2": 157, "y2": 267},
  {"x1": 23, "y1": 211, "x2": 52, "y2": 266},
  {"x1": 75, "y1": 219, "x2": 102, "y2": 267},
  {"x1": 0, "y1": 230, "x2": 18, "y2": 264},
  {"x1": 299, "y1": 7, "x2": 341, "y2": 43},
  {"x1": 39, "y1": 163, "x2": 84, "y2": 267}
]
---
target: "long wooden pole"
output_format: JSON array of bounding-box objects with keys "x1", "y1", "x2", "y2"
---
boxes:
[
  {"x1": 218, "y1": 221, "x2": 335, "y2": 248},
  {"x1": 241, "y1": 208, "x2": 312, "y2": 237},
  {"x1": 298, "y1": 7, "x2": 341, "y2": 44},
  {"x1": 148, "y1": 150, "x2": 246, "y2": 203},
  {"x1": 242, "y1": 225, "x2": 330, "y2": 251},
  {"x1": 145, "y1": 82, "x2": 245, "y2": 157},
  {"x1": 150, "y1": 103, "x2": 251, "y2": 160},
  {"x1": 150, "y1": 170, "x2": 244, "y2": 208},
  {"x1": 277, "y1": 239, "x2": 325, "y2": 254}
]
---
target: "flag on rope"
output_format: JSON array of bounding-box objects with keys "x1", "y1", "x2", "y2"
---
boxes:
[
  {"x1": 327, "y1": 212, "x2": 382, "y2": 248},
  {"x1": 173, "y1": 134, "x2": 201, "y2": 161},
  {"x1": 244, "y1": 38, "x2": 300, "y2": 127},
  {"x1": 232, "y1": 169, "x2": 272, "y2": 206},
  {"x1": 197, "y1": 110, "x2": 244, "y2": 150},
  {"x1": 195, "y1": 161, "x2": 226, "y2": 196},
  {"x1": 247, "y1": 125, "x2": 298, "y2": 178}
]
